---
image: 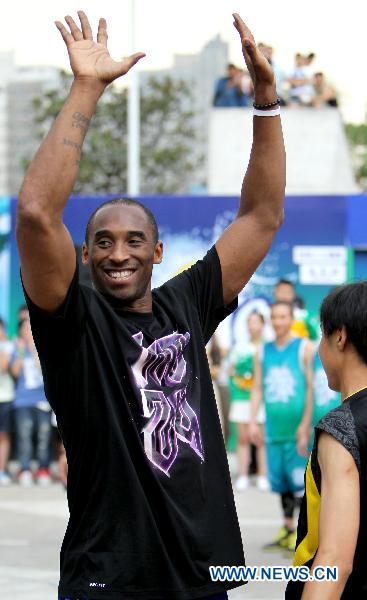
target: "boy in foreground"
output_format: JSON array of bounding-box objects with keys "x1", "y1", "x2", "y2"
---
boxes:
[{"x1": 286, "y1": 282, "x2": 366, "y2": 599}]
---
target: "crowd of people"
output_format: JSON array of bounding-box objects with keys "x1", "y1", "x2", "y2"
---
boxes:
[
  {"x1": 213, "y1": 48, "x2": 338, "y2": 108},
  {"x1": 208, "y1": 278, "x2": 340, "y2": 555},
  {"x1": 0, "y1": 307, "x2": 66, "y2": 487}
]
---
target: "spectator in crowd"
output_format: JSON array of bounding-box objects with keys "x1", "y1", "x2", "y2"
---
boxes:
[
  {"x1": 287, "y1": 52, "x2": 315, "y2": 106},
  {"x1": 311, "y1": 71, "x2": 338, "y2": 107},
  {"x1": 58, "y1": 442, "x2": 68, "y2": 488},
  {"x1": 213, "y1": 63, "x2": 247, "y2": 107},
  {"x1": 50, "y1": 410, "x2": 68, "y2": 487},
  {"x1": 17, "y1": 304, "x2": 29, "y2": 322},
  {"x1": 250, "y1": 301, "x2": 313, "y2": 552},
  {"x1": 207, "y1": 333, "x2": 231, "y2": 441},
  {"x1": 0, "y1": 318, "x2": 15, "y2": 486},
  {"x1": 261, "y1": 44, "x2": 287, "y2": 106},
  {"x1": 304, "y1": 52, "x2": 316, "y2": 71},
  {"x1": 11, "y1": 318, "x2": 52, "y2": 487},
  {"x1": 273, "y1": 278, "x2": 296, "y2": 304},
  {"x1": 236, "y1": 67, "x2": 253, "y2": 106},
  {"x1": 228, "y1": 311, "x2": 269, "y2": 492},
  {"x1": 273, "y1": 278, "x2": 319, "y2": 340}
]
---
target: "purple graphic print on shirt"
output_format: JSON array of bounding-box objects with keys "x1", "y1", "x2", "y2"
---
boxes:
[{"x1": 131, "y1": 331, "x2": 204, "y2": 476}]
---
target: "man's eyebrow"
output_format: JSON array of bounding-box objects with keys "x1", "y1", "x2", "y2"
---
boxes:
[
  {"x1": 127, "y1": 230, "x2": 147, "y2": 239},
  {"x1": 93, "y1": 229, "x2": 147, "y2": 239},
  {"x1": 94, "y1": 229, "x2": 113, "y2": 239}
]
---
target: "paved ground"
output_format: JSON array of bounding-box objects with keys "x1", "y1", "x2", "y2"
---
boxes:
[{"x1": 0, "y1": 467, "x2": 292, "y2": 600}]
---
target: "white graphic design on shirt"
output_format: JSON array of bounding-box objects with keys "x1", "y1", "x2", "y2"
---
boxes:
[
  {"x1": 131, "y1": 331, "x2": 204, "y2": 476},
  {"x1": 264, "y1": 366, "x2": 296, "y2": 404}
]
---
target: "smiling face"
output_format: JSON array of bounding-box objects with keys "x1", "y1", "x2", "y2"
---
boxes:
[
  {"x1": 247, "y1": 313, "x2": 264, "y2": 339},
  {"x1": 274, "y1": 282, "x2": 295, "y2": 304},
  {"x1": 18, "y1": 318, "x2": 34, "y2": 346},
  {"x1": 82, "y1": 204, "x2": 163, "y2": 311},
  {"x1": 270, "y1": 303, "x2": 293, "y2": 340}
]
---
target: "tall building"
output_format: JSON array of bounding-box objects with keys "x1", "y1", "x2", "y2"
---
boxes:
[
  {"x1": 0, "y1": 36, "x2": 227, "y2": 196},
  {"x1": 6, "y1": 66, "x2": 60, "y2": 196},
  {"x1": 140, "y1": 35, "x2": 228, "y2": 191},
  {"x1": 0, "y1": 52, "x2": 16, "y2": 196},
  {"x1": 0, "y1": 53, "x2": 60, "y2": 196}
]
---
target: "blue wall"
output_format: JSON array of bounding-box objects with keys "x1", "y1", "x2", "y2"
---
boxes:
[{"x1": 5, "y1": 193, "x2": 367, "y2": 336}]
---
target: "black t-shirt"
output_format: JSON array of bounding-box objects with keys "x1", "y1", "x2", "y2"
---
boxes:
[
  {"x1": 286, "y1": 389, "x2": 367, "y2": 599},
  {"x1": 25, "y1": 246, "x2": 245, "y2": 600}
]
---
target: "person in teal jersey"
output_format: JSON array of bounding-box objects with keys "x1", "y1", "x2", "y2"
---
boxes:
[
  {"x1": 250, "y1": 301, "x2": 314, "y2": 552},
  {"x1": 312, "y1": 350, "x2": 340, "y2": 427},
  {"x1": 228, "y1": 311, "x2": 269, "y2": 492},
  {"x1": 273, "y1": 279, "x2": 319, "y2": 341}
]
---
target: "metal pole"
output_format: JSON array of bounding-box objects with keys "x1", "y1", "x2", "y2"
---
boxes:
[{"x1": 127, "y1": 0, "x2": 140, "y2": 196}]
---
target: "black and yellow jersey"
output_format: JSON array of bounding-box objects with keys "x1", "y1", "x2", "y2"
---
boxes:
[{"x1": 286, "y1": 388, "x2": 367, "y2": 599}]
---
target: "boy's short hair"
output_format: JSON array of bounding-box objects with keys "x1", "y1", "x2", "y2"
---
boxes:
[
  {"x1": 320, "y1": 282, "x2": 367, "y2": 365},
  {"x1": 275, "y1": 278, "x2": 294, "y2": 289}
]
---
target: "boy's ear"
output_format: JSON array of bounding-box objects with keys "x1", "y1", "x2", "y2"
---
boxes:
[{"x1": 337, "y1": 327, "x2": 347, "y2": 351}]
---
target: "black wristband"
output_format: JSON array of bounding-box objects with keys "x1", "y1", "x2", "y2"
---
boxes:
[{"x1": 253, "y1": 98, "x2": 280, "y2": 110}]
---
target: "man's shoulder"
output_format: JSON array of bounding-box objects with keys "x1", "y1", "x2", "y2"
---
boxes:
[
  {"x1": 317, "y1": 402, "x2": 361, "y2": 472},
  {"x1": 153, "y1": 247, "x2": 219, "y2": 293}
]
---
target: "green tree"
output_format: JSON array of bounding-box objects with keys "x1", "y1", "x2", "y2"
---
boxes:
[
  {"x1": 345, "y1": 121, "x2": 367, "y2": 191},
  {"x1": 30, "y1": 70, "x2": 201, "y2": 195}
]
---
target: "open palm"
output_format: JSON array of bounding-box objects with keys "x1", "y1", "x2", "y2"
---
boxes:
[
  {"x1": 55, "y1": 11, "x2": 145, "y2": 85},
  {"x1": 232, "y1": 13, "x2": 275, "y2": 88}
]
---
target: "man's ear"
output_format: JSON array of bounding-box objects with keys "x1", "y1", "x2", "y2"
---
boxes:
[
  {"x1": 153, "y1": 240, "x2": 163, "y2": 265},
  {"x1": 336, "y1": 326, "x2": 347, "y2": 351},
  {"x1": 82, "y1": 242, "x2": 89, "y2": 265}
]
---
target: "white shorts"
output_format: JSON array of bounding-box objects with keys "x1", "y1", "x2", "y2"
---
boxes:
[{"x1": 229, "y1": 401, "x2": 265, "y2": 424}]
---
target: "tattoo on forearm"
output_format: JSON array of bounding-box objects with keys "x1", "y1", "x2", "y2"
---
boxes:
[
  {"x1": 72, "y1": 112, "x2": 90, "y2": 134},
  {"x1": 63, "y1": 138, "x2": 82, "y2": 152}
]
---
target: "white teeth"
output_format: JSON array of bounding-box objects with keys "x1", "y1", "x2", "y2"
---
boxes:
[{"x1": 108, "y1": 270, "x2": 134, "y2": 280}]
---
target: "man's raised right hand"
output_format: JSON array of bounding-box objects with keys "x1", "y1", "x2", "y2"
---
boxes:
[{"x1": 55, "y1": 10, "x2": 145, "y2": 88}]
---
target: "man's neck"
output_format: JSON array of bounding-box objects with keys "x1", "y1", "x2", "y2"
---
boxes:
[
  {"x1": 340, "y1": 354, "x2": 367, "y2": 401},
  {"x1": 341, "y1": 374, "x2": 367, "y2": 402},
  {"x1": 99, "y1": 289, "x2": 153, "y2": 314},
  {"x1": 275, "y1": 332, "x2": 292, "y2": 347}
]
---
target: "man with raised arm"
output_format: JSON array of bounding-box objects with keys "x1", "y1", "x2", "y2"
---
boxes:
[{"x1": 17, "y1": 11, "x2": 285, "y2": 600}]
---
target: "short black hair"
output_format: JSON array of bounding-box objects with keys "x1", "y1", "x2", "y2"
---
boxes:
[
  {"x1": 275, "y1": 279, "x2": 294, "y2": 289},
  {"x1": 84, "y1": 198, "x2": 159, "y2": 245},
  {"x1": 320, "y1": 282, "x2": 367, "y2": 365},
  {"x1": 271, "y1": 300, "x2": 294, "y2": 316}
]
